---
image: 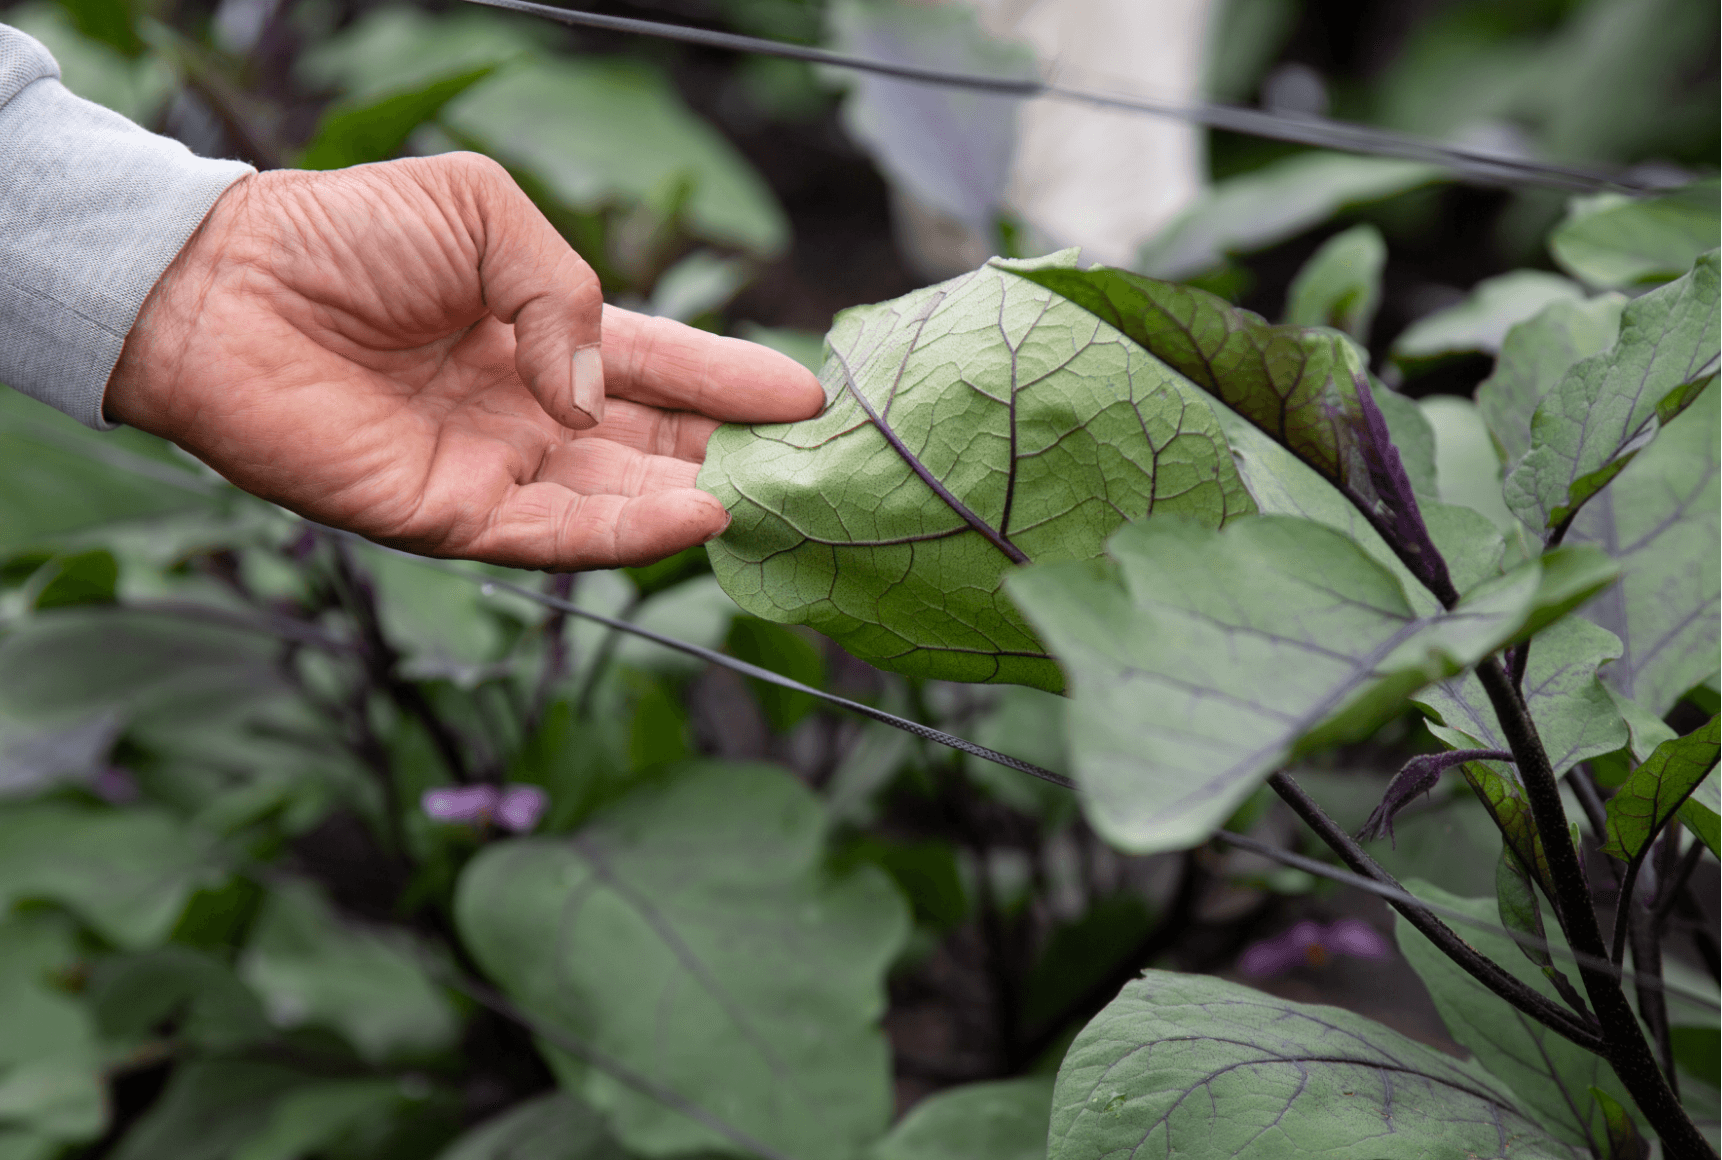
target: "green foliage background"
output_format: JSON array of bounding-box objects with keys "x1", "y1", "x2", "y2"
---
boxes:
[{"x1": 0, "y1": 0, "x2": 1716, "y2": 1157}]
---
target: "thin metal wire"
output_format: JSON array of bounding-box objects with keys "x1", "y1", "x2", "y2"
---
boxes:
[
  {"x1": 358, "y1": 536, "x2": 1718, "y2": 1018},
  {"x1": 333, "y1": 532, "x2": 1074, "y2": 790},
  {"x1": 459, "y1": 0, "x2": 1663, "y2": 195}
]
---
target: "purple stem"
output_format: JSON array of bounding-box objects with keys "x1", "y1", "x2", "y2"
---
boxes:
[{"x1": 1360, "y1": 748, "x2": 1514, "y2": 843}]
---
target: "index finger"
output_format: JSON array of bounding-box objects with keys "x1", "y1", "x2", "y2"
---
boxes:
[{"x1": 601, "y1": 305, "x2": 826, "y2": 424}]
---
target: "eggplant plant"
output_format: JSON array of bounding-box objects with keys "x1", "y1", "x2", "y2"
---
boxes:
[{"x1": 700, "y1": 188, "x2": 1721, "y2": 1157}]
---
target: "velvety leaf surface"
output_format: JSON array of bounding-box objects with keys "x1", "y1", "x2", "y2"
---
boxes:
[
  {"x1": 1415, "y1": 615, "x2": 1629, "y2": 777},
  {"x1": 1046, "y1": 969, "x2": 1568, "y2": 1159},
  {"x1": 1137, "y1": 152, "x2": 1441, "y2": 279},
  {"x1": 1602, "y1": 715, "x2": 1720, "y2": 862},
  {"x1": 455, "y1": 762, "x2": 908, "y2": 1160},
  {"x1": 1567, "y1": 383, "x2": 1720, "y2": 717},
  {"x1": 829, "y1": 0, "x2": 1034, "y2": 229},
  {"x1": 239, "y1": 879, "x2": 458, "y2": 1064},
  {"x1": 1282, "y1": 223, "x2": 1385, "y2": 342},
  {"x1": 1506, "y1": 251, "x2": 1719, "y2": 534},
  {"x1": 0, "y1": 803, "x2": 221, "y2": 948},
  {"x1": 701, "y1": 256, "x2": 1252, "y2": 691},
  {"x1": 1476, "y1": 295, "x2": 1624, "y2": 468},
  {"x1": 435, "y1": 1091, "x2": 626, "y2": 1160},
  {"x1": 1550, "y1": 181, "x2": 1721, "y2": 290},
  {"x1": 1015, "y1": 262, "x2": 1433, "y2": 566},
  {"x1": 1392, "y1": 271, "x2": 1585, "y2": 365},
  {"x1": 1007, "y1": 515, "x2": 1578, "y2": 852},
  {"x1": 870, "y1": 1076, "x2": 1053, "y2": 1160},
  {"x1": 1394, "y1": 881, "x2": 1628, "y2": 1154}
]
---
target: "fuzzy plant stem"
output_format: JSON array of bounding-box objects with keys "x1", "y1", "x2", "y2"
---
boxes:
[
  {"x1": 1473, "y1": 659, "x2": 1712, "y2": 1159},
  {"x1": 1267, "y1": 770, "x2": 1603, "y2": 1050}
]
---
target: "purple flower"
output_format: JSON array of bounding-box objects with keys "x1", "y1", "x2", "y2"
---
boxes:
[
  {"x1": 1238, "y1": 919, "x2": 1393, "y2": 978},
  {"x1": 90, "y1": 766, "x2": 139, "y2": 805},
  {"x1": 420, "y1": 784, "x2": 547, "y2": 833},
  {"x1": 422, "y1": 785, "x2": 499, "y2": 824},
  {"x1": 495, "y1": 785, "x2": 547, "y2": 833}
]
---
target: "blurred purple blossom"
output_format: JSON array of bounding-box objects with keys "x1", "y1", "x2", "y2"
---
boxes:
[
  {"x1": 496, "y1": 785, "x2": 547, "y2": 833},
  {"x1": 90, "y1": 766, "x2": 140, "y2": 805},
  {"x1": 423, "y1": 785, "x2": 498, "y2": 823},
  {"x1": 420, "y1": 784, "x2": 546, "y2": 833},
  {"x1": 1238, "y1": 919, "x2": 1393, "y2": 978}
]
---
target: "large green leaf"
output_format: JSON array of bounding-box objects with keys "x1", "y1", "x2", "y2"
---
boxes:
[
  {"x1": 1550, "y1": 182, "x2": 1721, "y2": 291},
  {"x1": 1391, "y1": 271, "x2": 1586, "y2": 366},
  {"x1": 1014, "y1": 262, "x2": 1437, "y2": 578},
  {"x1": 455, "y1": 762, "x2": 908, "y2": 1160},
  {"x1": 870, "y1": 1077, "x2": 1053, "y2": 1160},
  {"x1": 1006, "y1": 515, "x2": 1607, "y2": 852},
  {"x1": 1567, "y1": 383, "x2": 1720, "y2": 717},
  {"x1": 701, "y1": 255, "x2": 1252, "y2": 691},
  {"x1": 0, "y1": 914, "x2": 105, "y2": 1149},
  {"x1": 1394, "y1": 882, "x2": 1632, "y2": 1153},
  {"x1": 1602, "y1": 715, "x2": 1720, "y2": 862},
  {"x1": 1136, "y1": 152, "x2": 1441, "y2": 279},
  {"x1": 1476, "y1": 295, "x2": 1625, "y2": 468},
  {"x1": 1281, "y1": 224, "x2": 1385, "y2": 343},
  {"x1": 435, "y1": 1091, "x2": 625, "y2": 1160},
  {"x1": 444, "y1": 57, "x2": 789, "y2": 256},
  {"x1": 238, "y1": 879, "x2": 459, "y2": 1064},
  {"x1": 1046, "y1": 969, "x2": 1568, "y2": 1159},
  {"x1": 1415, "y1": 615, "x2": 1629, "y2": 778},
  {"x1": 1506, "y1": 251, "x2": 1719, "y2": 534},
  {"x1": 0, "y1": 803, "x2": 221, "y2": 948}
]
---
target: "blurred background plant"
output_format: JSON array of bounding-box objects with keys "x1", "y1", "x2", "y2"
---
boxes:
[{"x1": 0, "y1": 0, "x2": 1715, "y2": 1157}]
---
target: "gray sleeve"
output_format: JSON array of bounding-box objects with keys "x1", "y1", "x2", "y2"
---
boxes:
[{"x1": 0, "y1": 24, "x2": 254, "y2": 429}]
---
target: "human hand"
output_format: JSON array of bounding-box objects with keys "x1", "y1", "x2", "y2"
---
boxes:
[{"x1": 106, "y1": 153, "x2": 824, "y2": 569}]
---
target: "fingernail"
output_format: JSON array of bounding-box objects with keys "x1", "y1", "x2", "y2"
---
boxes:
[
  {"x1": 704, "y1": 512, "x2": 732, "y2": 543},
  {"x1": 571, "y1": 347, "x2": 605, "y2": 427}
]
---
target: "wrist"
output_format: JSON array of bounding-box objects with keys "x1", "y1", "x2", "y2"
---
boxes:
[{"x1": 105, "y1": 172, "x2": 257, "y2": 435}]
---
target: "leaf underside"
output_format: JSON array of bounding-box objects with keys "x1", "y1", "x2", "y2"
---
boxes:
[
  {"x1": 1394, "y1": 882, "x2": 1632, "y2": 1153},
  {"x1": 1008, "y1": 515, "x2": 1550, "y2": 853},
  {"x1": 1048, "y1": 969, "x2": 1569, "y2": 1159},
  {"x1": 701, "y1": 257, "x2": 1253, "y2": 691},
  {"x1": 1567, "y1": 383, "x2": 1720, "y2": 718}
]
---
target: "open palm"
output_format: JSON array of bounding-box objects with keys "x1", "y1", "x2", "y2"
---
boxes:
[{"x1": 107, "y1": 153, "x2": 824, "y2": 569}]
